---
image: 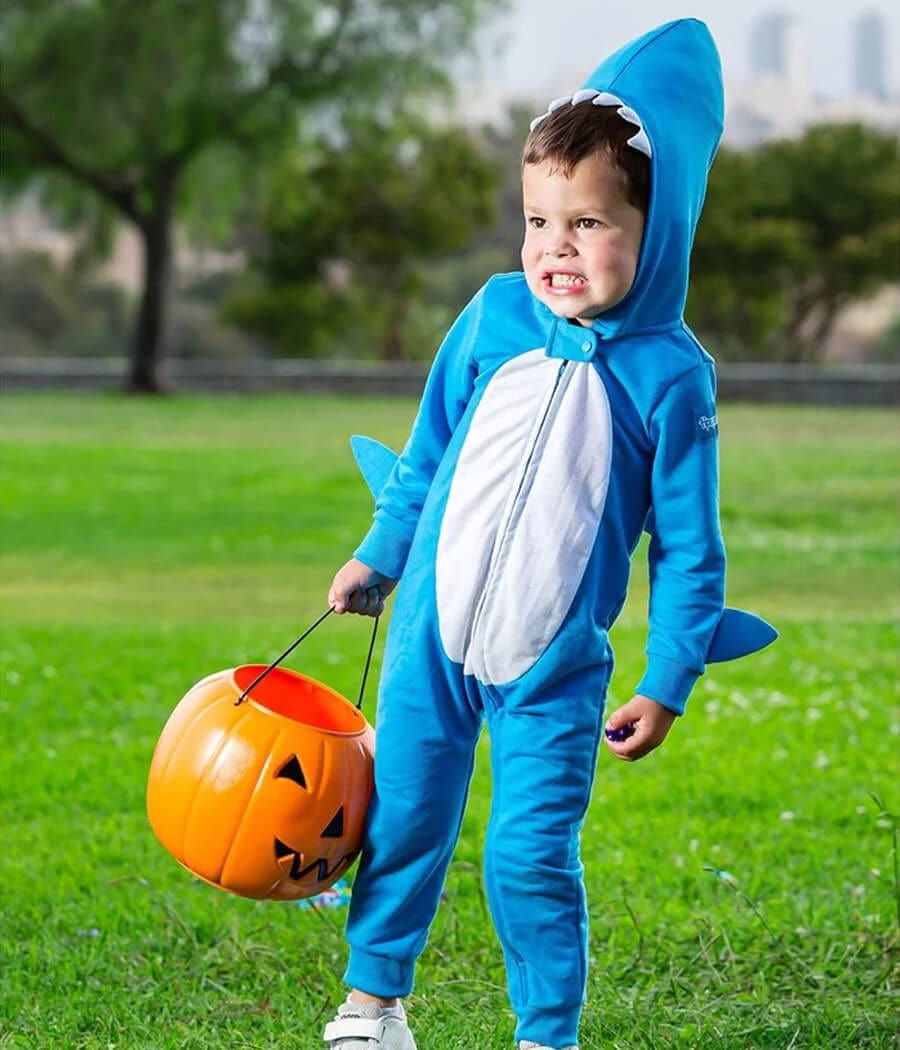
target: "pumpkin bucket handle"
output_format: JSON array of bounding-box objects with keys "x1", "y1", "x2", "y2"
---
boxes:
[{"x1": 234, "y1": 607, "x2": 379, "y2": 711}]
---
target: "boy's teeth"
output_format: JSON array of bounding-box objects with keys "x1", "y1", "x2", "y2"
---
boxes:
[{"x1": 550, "y1": 274, "x2": 585, "y2": 287}]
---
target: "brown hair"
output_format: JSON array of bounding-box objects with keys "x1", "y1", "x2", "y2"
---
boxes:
[{"x1": 523, "y1": 102, "x2": 651, "y2": 214}]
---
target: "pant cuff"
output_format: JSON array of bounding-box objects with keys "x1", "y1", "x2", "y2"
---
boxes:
[
  {"x1": 516, "y1": 1009, "x2": 580, "y2": 1049},
  {"x1": 345, "y1": 948, "x2": 416, "y2": 999}
]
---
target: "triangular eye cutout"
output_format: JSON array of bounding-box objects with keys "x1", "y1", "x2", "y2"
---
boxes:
[
  {"x1": 322, "y1": 807, "x2": 344, "y2": 838},
  {"x1": 274, "y1": 837, "x2": 295, "y2": 860},
  {"x1": 275, "y1": 755, "x2": 307, "y2": 789}
]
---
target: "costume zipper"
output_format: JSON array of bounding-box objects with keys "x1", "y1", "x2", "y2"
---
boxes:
[{"x1": 465, "y1": 361, "x2": 569, "y2": 664}]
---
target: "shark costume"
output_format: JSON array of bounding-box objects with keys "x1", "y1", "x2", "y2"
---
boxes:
[{"x1": 335, "y1": 20, "x2": 776, "y2": 1050}]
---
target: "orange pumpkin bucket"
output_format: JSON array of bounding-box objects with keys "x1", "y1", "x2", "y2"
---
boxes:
[{"x1": 147, "y1": 624, "x2": 376, "y2": 901}]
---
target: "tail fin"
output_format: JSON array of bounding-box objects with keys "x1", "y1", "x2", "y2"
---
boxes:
[{"x1": 707, "y1": 608, "x2": 778, "y2": 663}]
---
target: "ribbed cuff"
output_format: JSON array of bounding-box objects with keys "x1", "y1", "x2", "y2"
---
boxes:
[
  {"x1": 636, "y1": 654, "x2": 702, "y2": 715},
  {"x1": 354, "y1": 516, "x2": 414, "y2": 581},
  {"x1": 344, "y1": 948, "x2": 416, "y2": 999}
]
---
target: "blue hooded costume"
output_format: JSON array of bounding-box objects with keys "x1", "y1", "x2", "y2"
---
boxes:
[{"x1": 340, "y1": 20, "x2": 776, "y2": 1048}]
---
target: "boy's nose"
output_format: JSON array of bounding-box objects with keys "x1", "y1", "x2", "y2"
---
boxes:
[{"x1": 545, "y1": 242, "x2": 575, "y2": 257}]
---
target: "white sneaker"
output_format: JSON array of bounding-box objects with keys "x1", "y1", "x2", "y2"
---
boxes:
[
  {"x1": 518, "y1": 1042, "x2": 578, "y2": 1050},
  {"x1": 324, "y1": 1000, "x2": 417, "y2": 1049}
]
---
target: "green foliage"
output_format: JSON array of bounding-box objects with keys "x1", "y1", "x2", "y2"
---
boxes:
[
  {"x1": 688, "y1": 149, "x2": 807, "y2": 356},
  {"x1": 690, "y1": 124, "x2": 900, "y2": 361},
  {"x1": 1, "y1": 0, "x2": 500, "y2": 200},
  {"x1": 872, "y1": 315, "x2": 900, "y2": 363},
  {"x1": 0, "y1": 0, "x2": 505, "y2": 386},
  {"x1": 0, "y1": 249, "x2": 261, "y2": 360},
  {"x1": 464, "y1": 105, "x2": 535, "y2": 267},
  {"x1": 228, "y1": 114, "x2": 498, "y2": 359},
  {"x1": 0, "y1": 250, "x2": 132, "y2": 355},
  {"x1": 1, "y1": 396, "x2": 898, "y2": 1048},
  {"x1": 225, "y1": 276, "x2": 461, "y2": 362}
]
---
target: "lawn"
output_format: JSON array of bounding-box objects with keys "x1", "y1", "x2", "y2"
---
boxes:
[{"x1": 1, "y1": 394, "x2": 898, "y2": 1050}]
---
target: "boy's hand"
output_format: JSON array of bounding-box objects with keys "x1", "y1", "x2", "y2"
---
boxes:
[
  {"x1": 328, "y1": 558, "x2": 397, "y2": 617},
  {"x1": 604, "y1": 694, "x2": 677, "y2": 762}
]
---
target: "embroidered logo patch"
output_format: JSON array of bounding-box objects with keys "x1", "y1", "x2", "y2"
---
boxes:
[{"x1": 697, "y1": 412, "x2": 719, "y2": 440}]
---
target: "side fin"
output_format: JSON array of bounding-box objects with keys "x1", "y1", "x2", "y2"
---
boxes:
[
  {"x1": 350, "y1": 435, "x2": 399, "y2": 500},
  {"x1": 707, "y1": 608, "x2": 778, "y2": 663}
]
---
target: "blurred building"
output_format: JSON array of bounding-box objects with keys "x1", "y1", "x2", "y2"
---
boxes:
[
  {"x1": 854, "y1": 11, "x2": 889, "y2": 100},
  {"x1": 750, "y1": 11, "x2": 804, "y2": 83},
  {"x1": 726, "y1": 9, "x2": 899, "y2": 147},
  {"x1": 729, "y1": 11, "x2": 811, "y2": 145}
]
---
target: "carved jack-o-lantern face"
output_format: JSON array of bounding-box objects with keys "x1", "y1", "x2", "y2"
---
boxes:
[
  {"x1": 147, "y1": 665, "x2": 375, "y2": 901},
  {"x1": 271, "y1": 753, "x2": 355, "y2": 888}
]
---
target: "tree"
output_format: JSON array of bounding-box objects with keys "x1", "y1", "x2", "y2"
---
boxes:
[
  {"x1": 227, "y1": 113, "x2": 497, "y2": 360},
  {"x1": 0, "y1": 0, "x2": 502, "y2": 391},
  {"x1": 688, "y1": 148, "x2": 809, "y2": 358},
  {"x1": 690, "y1": 124, "x2": 900, "y2": 361},
  {"x1": 764, "y1": 123, "x2": 900, "y2": 360}
]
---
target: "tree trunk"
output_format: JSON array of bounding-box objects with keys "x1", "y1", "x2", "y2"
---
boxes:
[
  {"x1": 381, "y1": 294, "x2": 408, "y2": 361},
  {"x1": 781, "y1": 290, "x2": 842, "y2": 363},
  {"x1": 804, "y1": 295, "x2": 843, "y2": 359},
  {"x1": 127, "y1": 175, "x2": 176, "y2": 393},
  {"x1": 381, "y1": 321, "x2": 406, "y2": 361}
]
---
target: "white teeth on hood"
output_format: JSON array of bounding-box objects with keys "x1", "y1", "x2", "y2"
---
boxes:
[
  {"x1": 530, "y1": 91, "x2": 653, "y2": 158},
  {"x1": 627, "y1": 128, "x2": 652, "y2": 156}
]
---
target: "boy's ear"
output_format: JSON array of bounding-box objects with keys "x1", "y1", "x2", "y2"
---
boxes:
[{"x1": 350, "y1": 435, "x2": 399, "y2": 500}]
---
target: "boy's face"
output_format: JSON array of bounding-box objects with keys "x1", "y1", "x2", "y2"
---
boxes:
[{"x1": 521, "y1": 153, "x2": 645, "y2": 326}]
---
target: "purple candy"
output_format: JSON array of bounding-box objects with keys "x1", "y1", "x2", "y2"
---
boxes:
[{"x1": 605, "y1": 721, "x2": 636, "y2": 742}]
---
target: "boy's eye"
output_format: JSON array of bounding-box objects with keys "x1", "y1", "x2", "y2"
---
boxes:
[
  {"x1": 576, "y1": 217, "x2": 603, "y2": 229},
  {"x1": 527, "y1": 216, "x2": 546, "y2": 229}
]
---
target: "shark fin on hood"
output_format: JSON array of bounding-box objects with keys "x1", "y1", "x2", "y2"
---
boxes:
[{"x1": 529, "y1": 19, "x2": 725, "y2": 339}]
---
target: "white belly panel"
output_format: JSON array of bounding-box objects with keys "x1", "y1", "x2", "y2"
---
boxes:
[
  {"x1": 436, "y1": 351, "x2": 613, "y2": 685},
  {"x1": 435, "y1": 349, "x2": 556, "y2": 665}
]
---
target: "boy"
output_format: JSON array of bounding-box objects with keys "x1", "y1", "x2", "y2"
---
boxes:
[{"x1": 324, "y1": 19, "x2": 773, "y2": 1050}]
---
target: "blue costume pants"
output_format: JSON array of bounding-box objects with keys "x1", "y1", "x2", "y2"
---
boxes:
[{"x1": 344, "y1": 602, "x2": 611, "y2": 1049}]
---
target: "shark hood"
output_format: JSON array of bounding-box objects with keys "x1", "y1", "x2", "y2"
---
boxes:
[{"x1": 530, "y1": 19, "x2": 725, "y2": 339}]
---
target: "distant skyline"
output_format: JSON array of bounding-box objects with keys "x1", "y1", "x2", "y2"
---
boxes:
[{"x1": 460, "y1": 1, "x2": 899, "y2": 119}]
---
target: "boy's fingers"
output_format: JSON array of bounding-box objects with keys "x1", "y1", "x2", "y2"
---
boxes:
[
  {"x1": 611, "y1": 742, "x2": 647, "y2": 762},
  {"x1": 607, "y1": 718, "x2": 670, "y2": 761},
  {"x1": 605, "y1": 707, "x2": 633, "y2": 729},
  {"x1": 341, "y1": 585, "x2": 383, "y2": 616},
  {"x1": 604, "y1": 703, "x2": 640, "y2": 746},
  {"x1": 606, "y1": 729, "x2": 651, "y2": 761},
  {"x1": 329, "y1": 586, "x2": 350, "y2": 613}
]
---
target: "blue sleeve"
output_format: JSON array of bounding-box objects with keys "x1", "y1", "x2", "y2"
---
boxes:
[
  {"x1": 636, "y1": 362, "x2": 725, "y2": 715},
  {"x1": 353, "y1": 286, "x2": 483, "y2": 578}
]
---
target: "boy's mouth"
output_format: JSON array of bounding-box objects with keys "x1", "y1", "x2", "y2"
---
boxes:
[{"x1": 543, "y1": 270, "x2": 587, "y2": 293}]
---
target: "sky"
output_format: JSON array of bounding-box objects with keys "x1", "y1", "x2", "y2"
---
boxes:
[{"x1": 459, "y1": 0, "x2": 900, "y2": 119}]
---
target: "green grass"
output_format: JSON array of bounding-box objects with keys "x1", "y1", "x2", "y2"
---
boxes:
[{"x1": 1, "y1": 394, "x2": 898, "y2": 1050}]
